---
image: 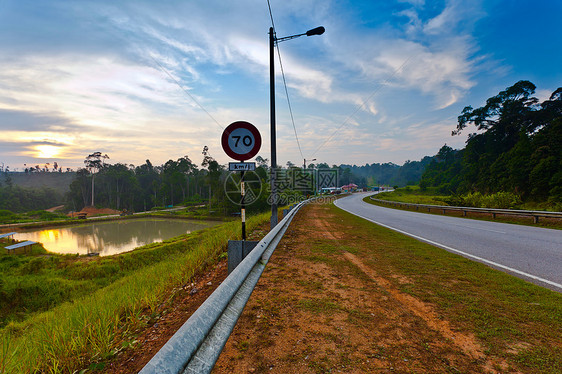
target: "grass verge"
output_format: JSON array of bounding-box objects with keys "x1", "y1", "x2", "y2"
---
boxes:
[
  {"x1": 328, "y1": 203, "x2": 562, "y2": 373},
  {"x1": 364, "y1": 194, "x2": 562, "y2": 229},
  {"x1": 0, "y1": 212, "x2": 269, "y2": 373}
]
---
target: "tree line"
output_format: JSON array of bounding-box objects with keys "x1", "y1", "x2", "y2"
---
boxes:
[
  {"x1": 338, "y1": 157, "x2": 433, "y2": 187},
  {"x1": 420, "y1": 81, "x2": 561, "y2": 206},
  {"x1": 67, "y1": 148, "x2": 227, "y2": 213},
  {"x1": 0, "y1": 179, "x2": 61, "y2": 212},
  {"x1": 2, "y1": 152, "x2": 436, "y2": 214}
]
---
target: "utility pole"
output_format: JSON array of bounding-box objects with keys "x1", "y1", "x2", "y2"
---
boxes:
[
  {"x1": 269, "y1": 27, "x2": 278, "y2": 229},
  {"x1": 269, "y1": 26, "x2": 324, "y2": 229}
]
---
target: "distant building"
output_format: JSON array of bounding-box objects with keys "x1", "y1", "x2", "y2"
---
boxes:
[{"x1": 341, "y1": 183, "x2": 358, "y2": 192}]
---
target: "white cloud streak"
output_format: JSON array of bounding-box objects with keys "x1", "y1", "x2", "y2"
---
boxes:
[{"x1": 0, "y1": 0, "x2": 519, "y2": 169}]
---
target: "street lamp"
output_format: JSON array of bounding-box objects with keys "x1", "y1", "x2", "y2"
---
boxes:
[
  {"x1": 269, "y1": 26, "x2": 325, "y2": 229},
  {"x1": 303, "y1": 158, "x2": 316, "y2": 169}
]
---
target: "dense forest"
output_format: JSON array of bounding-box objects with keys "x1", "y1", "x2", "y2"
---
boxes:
[
  {"x1": 1, "y1": 149, "x2": 431, "y2": 213},
  {"x1": 338, "y1": 157, "x2": 433, "y2": 187},
  {"x1": 0, "y1": 182, "x2": 62, "y2": 212},
  {"x1": 64, "y1": 148, "x2": 243, "y2": 214},
  {"x1": 421, "y1": 81, "x2": 561, "y2": 205}
]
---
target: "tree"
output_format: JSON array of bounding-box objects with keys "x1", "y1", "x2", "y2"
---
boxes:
[
  {"x1": 84, "y1": 152, "x2": 109, "y2": 206},
  {"x1": 255, "y1": 156, "x2": 269, "y2": 168},
  {"x1": 201, "y1": 146, "x2": 224, "y2": 208},
  {"x1": 68, "y1": 168, "x2": 91, "y2": 208},
  {"x1": 454, "y1": 80, "x2": 537, "y2": 136},
  {"x1": 104, "y1": 163, "x2": 136, "y2": 210},
  {"x1": 135, "y1": 160, "x2": 160, "y2": 210},
  {"x1": 177, "y1": 155, "x2": 196, "y2": 201},
  {"x1": 422, "y1": 81, "x2": 562, "y2": 202}
]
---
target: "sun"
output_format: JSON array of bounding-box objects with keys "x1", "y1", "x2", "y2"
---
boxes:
[{"x1": 36, "y1": 145, "x2": 61, "y2": 159}]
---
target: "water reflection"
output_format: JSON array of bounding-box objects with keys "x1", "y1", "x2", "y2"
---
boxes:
[{"x1": 14, "y1": 218, "x2": 220, "y2": 256}]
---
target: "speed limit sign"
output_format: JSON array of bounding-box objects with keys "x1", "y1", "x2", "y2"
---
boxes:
[{"x1": 221, "y1": 121, "x2": 262, "y2": 161}]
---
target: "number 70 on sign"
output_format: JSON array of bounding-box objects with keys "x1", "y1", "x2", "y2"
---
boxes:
[{"x1": 221, "y1": 121, "x2": 262, "y2": 161}]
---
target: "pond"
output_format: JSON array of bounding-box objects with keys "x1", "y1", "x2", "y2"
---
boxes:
[{"x1": 13, "y1": 218, "x2": 221, "y2": 256}]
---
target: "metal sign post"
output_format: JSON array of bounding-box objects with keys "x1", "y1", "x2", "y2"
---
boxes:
[
  {"x1": 240, "y1": 170, "x2": 245, "y2": 240},
  {"x1": 222, "y1": 121, "x2": 262, "y2": 273}
]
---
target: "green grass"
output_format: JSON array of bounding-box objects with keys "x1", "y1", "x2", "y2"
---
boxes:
[
  {"x1": 0, "y1": 212, "x2": 270, "y2": 373},
  {"x1": 376, "y1": 186, "x2": 560, "y2": 211},
  {"x1": 297, "y1": 298, "x2": 342, "y2": 315},
  {"x1": 374, "y1": 186, "x2": 449, "y2": 205},
  {"x1": 366, "y1": 191, "x2": 562, "y2": 229},
  {"x1": 0, "y1": 209, "x2": 72, "y2": 224},
  {"x1": 327, "y1": 203, "x2": 562, "y2": 373},
  {"x1": 0, "y1": 224, "x2": 230, "y2": 327}
]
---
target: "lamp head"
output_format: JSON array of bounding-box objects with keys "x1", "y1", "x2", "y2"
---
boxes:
[{"x1": 306, "y1": 26, "x2": 325, "y2": 36}]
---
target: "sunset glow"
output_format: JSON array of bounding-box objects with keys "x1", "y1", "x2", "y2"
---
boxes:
[{"x1": 35, "y1": 145, "x2": 61, "y2": 159}]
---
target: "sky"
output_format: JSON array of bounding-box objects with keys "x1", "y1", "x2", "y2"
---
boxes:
[{"x1": 1, "y1": 0, "x2": 561, "y2": 171}]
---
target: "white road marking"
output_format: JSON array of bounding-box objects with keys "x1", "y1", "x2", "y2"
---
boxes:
[
  {"x1": 335, "y1": 200, "x2": 562, "y2": 291},
  {"x1": 436, "y1": 220, "x2": 507, "y2": 234}
]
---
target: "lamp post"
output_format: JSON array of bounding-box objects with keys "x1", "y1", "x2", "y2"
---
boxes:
[
  {"x1": 303, "y1": 158, "x2": 316, "y2": 170},
  {"x1": 269, "y1": 26, "x2": 325, "y2": 229},
  {"x1": 304, "y1": 158, "x2": 317, "y2": 197}
]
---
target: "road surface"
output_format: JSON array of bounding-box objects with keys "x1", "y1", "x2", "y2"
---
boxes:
[{"x1": 335, "y1": 193, "x2": 562, "y2": 292}]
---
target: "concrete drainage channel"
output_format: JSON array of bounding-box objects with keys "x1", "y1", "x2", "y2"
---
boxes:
[{"x1": 139, "y1": 200, "x2": 307, "y2": 374}]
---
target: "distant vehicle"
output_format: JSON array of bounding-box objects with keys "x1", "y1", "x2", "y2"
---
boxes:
[{"x1": 320, "y1": 187, "x2": 342, "y2": 194}]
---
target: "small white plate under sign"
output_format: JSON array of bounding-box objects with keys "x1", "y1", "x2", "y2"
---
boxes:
[{"x1": 229, "y1": 162, "x2": 256, "y2": 171}]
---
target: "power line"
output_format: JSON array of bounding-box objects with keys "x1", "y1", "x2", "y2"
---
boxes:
[
  {"x1": 276, "y1": 45, "x2": 305, "y2": 161},
  {"x1": 311, "y1": 55, "x2": 414, "y2": 157},
  {"x1": 149, "y1": 54, "x2": 224, "y2": 131},
  {"x1": 267, "y1": 0, "x2": 306, "y2": 161},
  {"x1": 266, "y1": 0, "x2": 275, "y2": 30}
]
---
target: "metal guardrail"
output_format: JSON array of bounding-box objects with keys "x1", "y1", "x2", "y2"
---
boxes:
[
  {"x1": 369, "y1": 196, "x2": 562, "y2": 223},
  {"x1": 139, "y1": 200, "x2": 308, "y2": 374}
]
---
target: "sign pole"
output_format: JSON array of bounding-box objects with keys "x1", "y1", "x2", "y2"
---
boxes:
[
  {"x1": 240, "y1": 170, "x2": 246, "y2": 241},
  {"x1": 222, "y1": 121, "x2": 261, "y2": 272}
]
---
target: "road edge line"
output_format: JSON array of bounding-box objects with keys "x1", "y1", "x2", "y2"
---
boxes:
[{"x1": 334, "y1": 199, "x2": 562, "y2": 291}]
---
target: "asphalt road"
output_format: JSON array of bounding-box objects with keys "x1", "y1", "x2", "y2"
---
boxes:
[{"x1": 334, "y1": 192, "x2": 562, "y2": 292}]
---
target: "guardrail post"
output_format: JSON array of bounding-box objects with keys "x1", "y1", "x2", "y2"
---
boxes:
[
  {"x1": 368, "y1": 195, "x2": 561, "y2": 223},
  {"x1": 227, "y1": 240, "x2": 259, "y2": 274}
]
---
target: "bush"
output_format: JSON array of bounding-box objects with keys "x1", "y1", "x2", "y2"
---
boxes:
[
  {"x1": 461, "y1": 192, "x2": 522, "y2": 209},
  {"x1": 0, "y1": 210, "x2": 17, "y2": 223},
  {"x1": 24, "y1": 211, "x2": 65, "y2": 221},
  {"x1": 184, "y1": 194, "x2": 203, "y2": 204}
]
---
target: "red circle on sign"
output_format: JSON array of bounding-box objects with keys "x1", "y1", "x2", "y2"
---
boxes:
[{"x1": 221, "y1": 121, "x2": 262, "y2": 161}]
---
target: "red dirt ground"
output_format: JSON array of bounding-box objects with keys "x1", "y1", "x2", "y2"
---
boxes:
[
  {"x1": 68, "y1": 206, "x2": 121, "y2": 217},
  {"x1": 104, "y1": 203, "x2": 520, "y2": 373}
]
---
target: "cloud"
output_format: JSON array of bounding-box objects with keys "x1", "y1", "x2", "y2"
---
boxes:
[
  {"x1": 326, "y1": 0, "x2": 482, "y2": 110},
  {"x1": 0, "y1": 0, "x2": 518, "y2": 169},
  {"x1": 0, "y1": 109, "x2": 75, "y2": 132},
  {"x1": 398, "y1": 0, "x2": 425, "y2": 7}
]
